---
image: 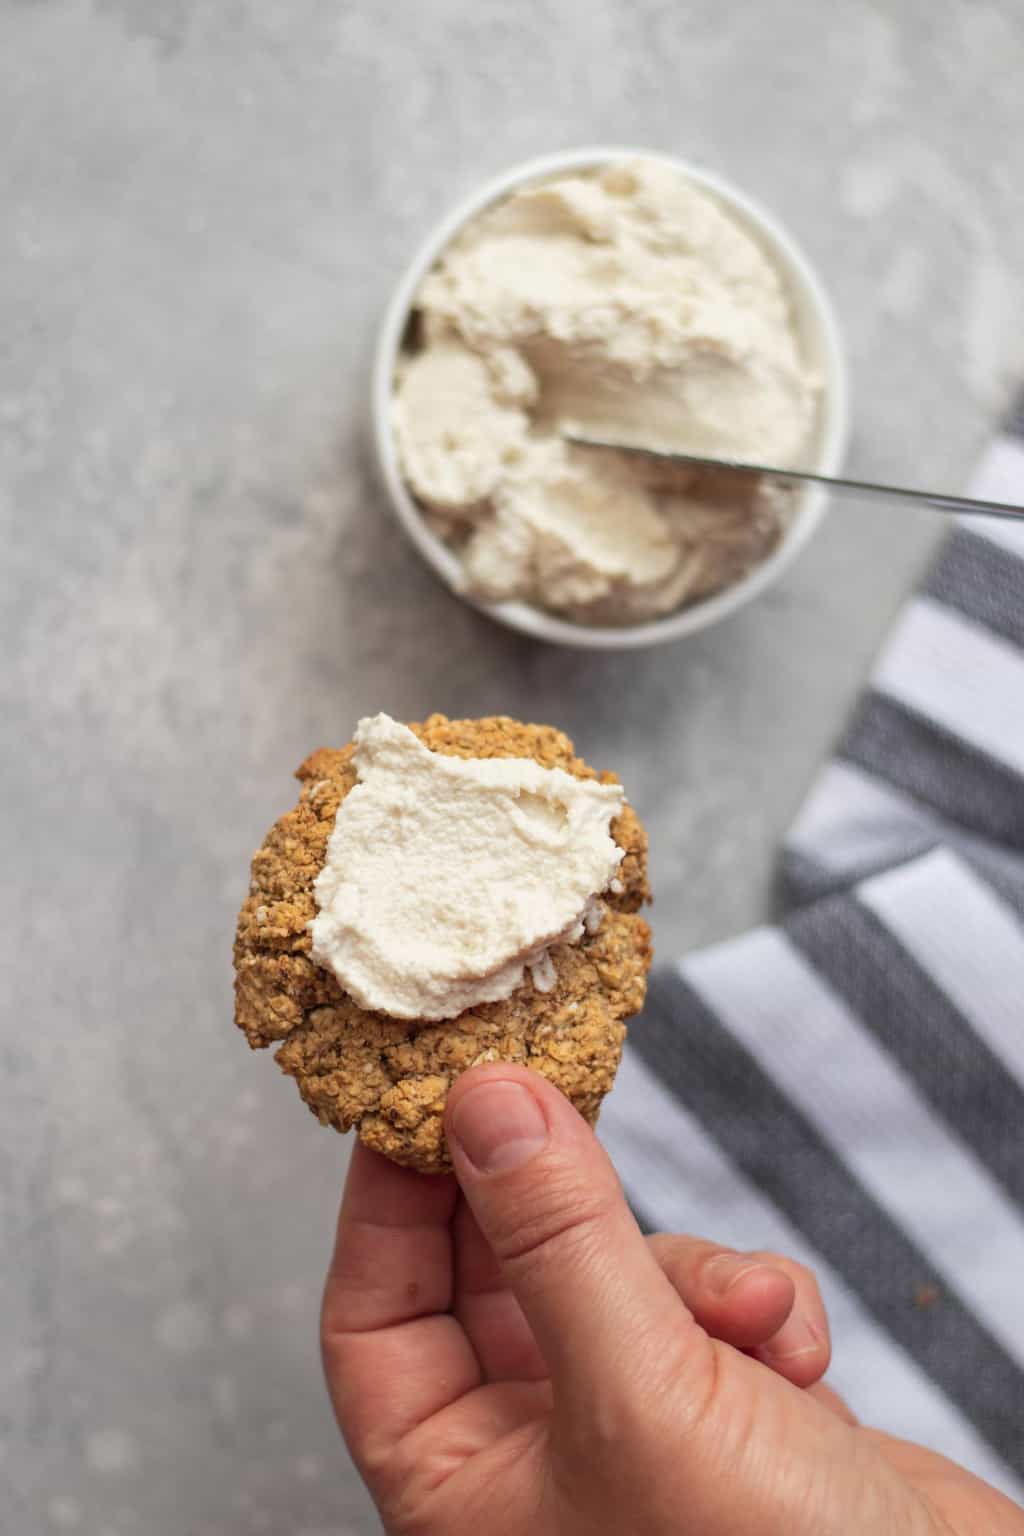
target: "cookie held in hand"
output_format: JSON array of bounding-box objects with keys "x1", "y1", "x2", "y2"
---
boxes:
[{"x1": 233, "y1": 714, "x2": 652, "y2": 1172}]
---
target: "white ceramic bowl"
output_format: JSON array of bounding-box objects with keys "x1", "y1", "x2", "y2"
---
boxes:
[{"x1": 372, "y1": 147, "x2": 849, "y2": 651}]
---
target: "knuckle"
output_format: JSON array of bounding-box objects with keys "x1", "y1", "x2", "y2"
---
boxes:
[
  {"x1": 376, "y1": 1445, "x2": 444, "y2": 1531},
  {"x1": 745, "y1": 1247, "x2": 785, "y2": 1267},
  {"x1": 790, "y1": 1260, "x2": 820, "y2": 1297},
  {"x1": 693, "y1": 1243, "x2": 739, "y2": 1281},
  {"x1": 655, "y1": 1324, "x2": 728, "y2": 1440},
  {"x1": 645, "y1": 1232, "x2": 684, "y2": 1276},
  {"x1": 563, "y1": 1314, "x2": 717, "y2": 1460},
  {"x1": 748, "y1": 1248, "x2": 813, "y2": 1286},
  {"x1": 319, "y1": 1281, "x2": 346, "y2": 1354},
  {"x1": 649, "y1": 1234, "x2": 723, "y2": 1274},
  {"x1": 492, "y1": 1167, "x2": 616, "y2": 1275}
]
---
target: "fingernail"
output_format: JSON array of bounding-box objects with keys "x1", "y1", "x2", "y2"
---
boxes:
[
  {"x1": 703, "y1": 1251, "x2": 765, "y2": 1297},
  {"x1": 449, "y1": 1081, "x2": 549, "y2": 1175},
  {"x1": 762, "y1": 1312, "x2": 822, "y2": 1361}
]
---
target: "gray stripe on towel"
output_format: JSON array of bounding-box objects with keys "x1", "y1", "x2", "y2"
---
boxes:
[
  {"x1": 923, "y1": 530, "x2": 1024, "y2": 651},
  {"x1": 840, "y1": 692, "x2": 1024, "y2": 851},
  {"x1": 778, "y1": 842, "x2": 936, "y2": 912},
  {"x1": 975, "y1": 861, "x2": 1024, "y2": 924},
  {"x1": 788, "y1": 893, "x2": 1024, "y2": 1210}
]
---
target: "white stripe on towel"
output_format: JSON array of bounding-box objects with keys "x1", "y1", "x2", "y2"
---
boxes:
[
  {"x1": 788, "y1": 760, "x2": 932, "y2": 868},
  {"x1": 788, "y1": 759, "x2": 1024, "y2": 895},
  {"x1": 860, "y1": 849, "x2": 1024, "y2": 1089},
  {"x1": 873, "y1": 597, "x2": 1024, "y2": 777}
]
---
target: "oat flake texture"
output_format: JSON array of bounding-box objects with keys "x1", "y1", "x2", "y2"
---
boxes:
[{"x1": 233, "y1": 714, "x2": 652, "y2": 1171}]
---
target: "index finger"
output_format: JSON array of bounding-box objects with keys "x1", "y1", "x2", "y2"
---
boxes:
[{"x1": 321, "y1": 1142, "x2": 482, "y2": 1476}]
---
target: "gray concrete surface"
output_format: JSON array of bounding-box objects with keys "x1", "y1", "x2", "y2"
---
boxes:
[{"x1": 2, "y1": 1, "x2": 1023, "y2": 1531}]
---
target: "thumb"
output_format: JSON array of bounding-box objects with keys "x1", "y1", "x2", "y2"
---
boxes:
[{"x1": 445, "y1": 1064, "x2": 712, "y2": 1412}]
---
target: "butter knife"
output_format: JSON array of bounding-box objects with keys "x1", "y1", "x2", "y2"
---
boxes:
[{"x1": 564, "y1": 433, "x2": 1024, "y2": 523}]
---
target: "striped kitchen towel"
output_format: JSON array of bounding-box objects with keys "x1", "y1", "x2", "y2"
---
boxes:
[{"x1": 601, "y1": 394, "x2": 1024, "y2": 1502}]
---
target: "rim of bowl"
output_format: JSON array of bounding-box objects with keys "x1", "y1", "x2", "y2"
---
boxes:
[{"x1": 372, "y1": 146, "x2": 850, "y2": 651}]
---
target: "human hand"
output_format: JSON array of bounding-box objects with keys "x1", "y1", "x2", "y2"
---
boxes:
[{"x1": 322, "y1": 1064, "x2": 1023, "y2": 1535}]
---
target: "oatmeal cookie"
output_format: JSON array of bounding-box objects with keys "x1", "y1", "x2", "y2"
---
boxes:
[{"x1": 233, "y1": 714, "x2": 652, "y2": 1171}]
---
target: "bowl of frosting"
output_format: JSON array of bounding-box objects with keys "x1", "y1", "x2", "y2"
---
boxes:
[{"x1": 372, "y1": 147, "x2": 849, "y2": 650}]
